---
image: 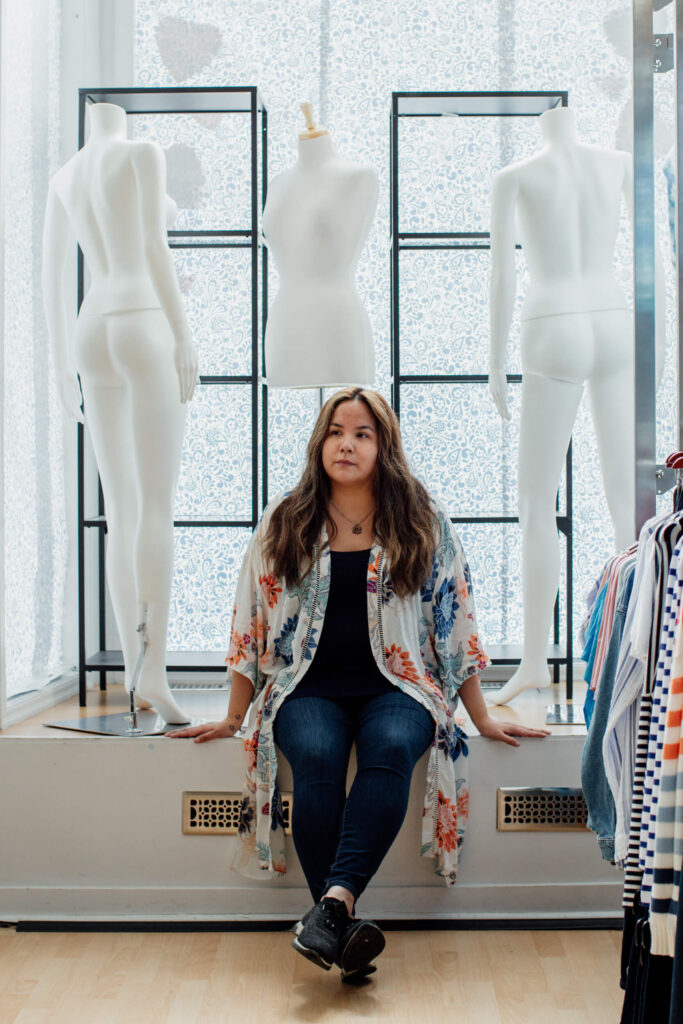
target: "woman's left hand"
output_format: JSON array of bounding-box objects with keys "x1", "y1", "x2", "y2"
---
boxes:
[{"x1": 476, "y1": 716, "x2": 551, "y2": 747}]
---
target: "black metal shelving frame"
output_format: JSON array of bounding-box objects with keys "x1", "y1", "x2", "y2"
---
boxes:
[
  {"x1": 77, "y1": 87, "x2": 267, "y2": 706},
  {"x1": 390, "y1": 90, "x2": 575, "y2": 700}
]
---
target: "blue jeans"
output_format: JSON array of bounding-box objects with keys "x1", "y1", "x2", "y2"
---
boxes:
[{"x1": 274, "y1": 690, "x2": 435, "y2": 905}]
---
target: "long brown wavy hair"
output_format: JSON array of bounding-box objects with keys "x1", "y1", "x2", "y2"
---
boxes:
[{"x1": 262, "y1": 387, "x2": 439, "y2": 598}]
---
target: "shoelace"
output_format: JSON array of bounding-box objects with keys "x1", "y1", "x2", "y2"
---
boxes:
[{"x1": 320, "y1": 898, "x2": 349, "y2": 932}]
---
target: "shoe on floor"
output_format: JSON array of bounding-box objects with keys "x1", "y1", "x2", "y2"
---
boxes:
[
  {"x1": 291, "y1": 906, "x2": 312, "y2": 937},
  {"x1": 291, "y1": 897, "x2": 351, "y2": 970},
  {"x1": 336, "y1": 918, "x2": 386, "y2": 982}
]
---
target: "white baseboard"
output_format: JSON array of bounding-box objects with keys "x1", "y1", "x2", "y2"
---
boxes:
[
  {"x1": 0, "y1": 880, "x2": 622, "y2": 923},
  {"x1": 2, "y1": 673, "x2": 78, "y2": 728}
]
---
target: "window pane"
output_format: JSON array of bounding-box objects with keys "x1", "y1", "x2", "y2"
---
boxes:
[
  {"x1": 175, "y1": 384, "x2": 253, "y2": 521},
  {"x1": 266, "y1": 389, "x2": 320, "y2": 502},
  {"x1": 398, "y1": 115, "x2": 541, "y2": 234},
  {"x1": 173, "y1": 247, "x2": 253, "y2": 377},
  {"x1": 400, "y1": 248, "x2": 525, "y2": 376},
  {"x1": 168, "y1": 527, "x2": 251, "y2": 650},
  {"x1": 132, "y1": 113, "x2": 251, "y2": 231},
  {"x1": 401, "y1": 381, "x2": 522, "y2": 517},
  {"x1": 458, "y1": 522, "x2": 568, "y2": 651}
]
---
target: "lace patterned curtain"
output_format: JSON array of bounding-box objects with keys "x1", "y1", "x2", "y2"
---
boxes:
[{"x1": 2, "y1": 0, "x2": 69, "y2": 702}]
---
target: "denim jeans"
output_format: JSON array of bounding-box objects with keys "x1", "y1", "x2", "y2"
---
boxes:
[{"x1": 274, "y1": 690, "x2": 435, "y2": 905}]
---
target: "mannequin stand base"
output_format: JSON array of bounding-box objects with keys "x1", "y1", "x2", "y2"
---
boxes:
[
  {"x1": 545, "y1": 703, "x2": 585, "y2": 726},
  {"x1": 45, "y1": 711, "x2": 175, "y2": 737}
]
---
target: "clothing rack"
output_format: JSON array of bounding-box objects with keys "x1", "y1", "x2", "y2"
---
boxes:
[{"x1": 581, "y1": 457, "x2": 683, "y2": 1021}]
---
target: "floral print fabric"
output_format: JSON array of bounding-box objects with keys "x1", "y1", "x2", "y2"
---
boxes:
[{"x1": 226, "y1": 494, "x2": 489, "y2": 884}]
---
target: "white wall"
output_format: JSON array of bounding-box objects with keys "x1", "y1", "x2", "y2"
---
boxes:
[{"x1": 0, "y1": 732, "x2": 621, "y2": 922}]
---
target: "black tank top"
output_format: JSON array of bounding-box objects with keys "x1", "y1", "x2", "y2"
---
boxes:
[{"x1": 286, "y1": 548, "x2": 396, "y2": 700}]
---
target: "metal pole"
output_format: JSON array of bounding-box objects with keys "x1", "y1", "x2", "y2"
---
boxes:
[
  {"x1": 78, "y1": 91, "x2": 86, "y2": 706},
  {"x1": 633, "y1": 0, "x2": 657, "y2": 532},
  {"x1": 390, "y1": 95, "x2": 400, "y2": 418},
  {"x1": 250, "y1": 90, "x2": 259, "y2": 529}
]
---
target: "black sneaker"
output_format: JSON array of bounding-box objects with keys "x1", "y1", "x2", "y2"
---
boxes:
[
  {"x1": 291, "y1": 906, "x2": 313, "y2": 937},
  {"x1": 291, "y1": 897, "x2": 351, "y2": 970},
  {"x1": 336, "y1": 918, "x2": 386, "y2": 982}
]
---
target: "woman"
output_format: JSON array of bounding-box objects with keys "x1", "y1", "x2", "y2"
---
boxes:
[{"x1": 168, "y1": 387, "x2": 549, "y2": 981}]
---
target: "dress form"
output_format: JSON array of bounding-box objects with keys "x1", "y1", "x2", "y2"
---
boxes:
[
  {"x1": 42, "y1": 102, "x2": 198, "y2": 723},
  {"x1": 488, "y1": 106, "x2": 641, "y2": 705},
  {"x1": 263, "y1": 104, "x2": 378, "y2": 388}
]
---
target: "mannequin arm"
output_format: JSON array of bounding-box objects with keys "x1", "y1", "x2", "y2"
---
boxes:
[
  {"x1": 489, "y1": 169, "x2": 519, "y2": 422},
  {"x1": 41, "y1": 184, "x2": 84, "y2": 422},
  {"x1": 623, "y1": 154, "x2": 666, "y2": 389},
  {"x1": 130, "y1": 141, "x2": 198, "y2": 403}
]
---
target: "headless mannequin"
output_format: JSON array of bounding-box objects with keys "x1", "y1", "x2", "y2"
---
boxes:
[
  {"x1": 42, "y1": 102, "x2": 199, "y2": 723},
  {"x1": 263, "y1": 104, "x2": 378, "y2": 388},
  {"x1": 488, "y1": 106, "x2": 657, "y2": 705}
]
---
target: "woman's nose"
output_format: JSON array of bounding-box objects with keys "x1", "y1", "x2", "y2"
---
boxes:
[{"x1": 340, "y1": 436, "x2": 353, "y2": 451}]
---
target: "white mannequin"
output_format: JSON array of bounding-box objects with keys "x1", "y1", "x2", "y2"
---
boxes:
[
  {"x1": 42, "y1": 102, "x2": 199, "y2": 723},
  {"x1": 488, "y1": 106, "x2": 660, "y2": 705},
  {"x1": 263, "y1": 103, "x2": 378, "y2": 388}
]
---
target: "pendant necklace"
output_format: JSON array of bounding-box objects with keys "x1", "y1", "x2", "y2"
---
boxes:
[{"x1": 329, "y1": 499, "x2": 374, "y2": 535}]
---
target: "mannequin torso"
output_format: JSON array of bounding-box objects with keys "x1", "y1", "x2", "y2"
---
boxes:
[
  {"x1": 53, "y1": 138, "x2": 162, "y2": 317},
  {"x1": 511, "y1": 144, "x2": 629, "y2": 320},
  {"x1": 263, "y1": 135, "x2": 378, "y2": 388}
]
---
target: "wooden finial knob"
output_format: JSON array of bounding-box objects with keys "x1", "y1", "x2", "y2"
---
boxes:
[
  {"x1": 300, "y1": 102, "x2": 316, "y2": 132},
  {"x1": 298, "y1": 101, "x2": 328, "y2": 140}
]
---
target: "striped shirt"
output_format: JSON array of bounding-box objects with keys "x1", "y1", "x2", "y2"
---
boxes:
[
  {"x1": 640, "y1": 538, "x2": 683, "y2": 905},
  {"x1": 649, "y1": 636, "x2": 683, "y2": 956}
]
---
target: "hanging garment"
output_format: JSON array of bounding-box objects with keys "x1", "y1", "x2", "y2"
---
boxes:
[
  {"x1": 639, "y1": 537, "x2": 683, "y2": 911},
  {"x1": 592, "y1": 547, "x2": 638, "y2": 694},
  {"x1": 648, "y1": 625, "x2": 683, "y2": 956},
  {"x1": 605, "y1": 514, "x2": 683, "y2": 865},
  {"x1": 582, "y1": 562, "x2": 635, "y2": 862},
  {"x1": 621, "y1": 520, "x2": 682, "y2": 906}
]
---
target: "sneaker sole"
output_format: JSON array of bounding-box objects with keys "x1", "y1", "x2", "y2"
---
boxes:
[
  {"x1": 291, "y1": 935, "x2": 334, "y2": 971},
  {"x1": 341, "y1": 963, "x2": 378, "y2": 984},
  {"x1": 339, "y1": 922, "x2": 386, "y2": 978}
]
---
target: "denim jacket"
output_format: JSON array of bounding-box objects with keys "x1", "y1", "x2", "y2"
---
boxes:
[
  {"x1": 581, "y1": 565, "x2": 635, "y2": 863},
  {"x1": 226, "y1": 494, "x2": 489, "y2": 884}
]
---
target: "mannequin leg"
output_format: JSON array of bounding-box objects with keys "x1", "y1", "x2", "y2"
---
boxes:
[
  {"x1": 492, "y1": 372, "x2": 583, "y2": 705},
  {"x1": 587, "y1": 320, "x2": 636, "y2": 551},
  {"x1": 80, "y1": 381, "x2": 140, "y2": 694},
  {"x1": 112, "y1": 310, "x2": 189, "y2": 722}
]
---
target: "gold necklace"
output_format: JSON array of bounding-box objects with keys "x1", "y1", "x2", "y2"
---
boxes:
[{"x1": 329, "y1": 499, "x2": 374, "y2": 535}]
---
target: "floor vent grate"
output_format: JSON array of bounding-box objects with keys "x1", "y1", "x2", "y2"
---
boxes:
[
  {"x1": 497, "y1": 787, "x2": 588, "y2": 832},
  {"x1": 182, "y1": 791, "x2": 292, "y2": 835}
]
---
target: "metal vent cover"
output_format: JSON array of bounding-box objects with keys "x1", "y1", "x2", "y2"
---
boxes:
[
  {"x1": 182, "y1": 791, "x2": 292, "y2": 835},
  {"x1": 497, "y1": 787, "x2": 588, "y2": 832}
]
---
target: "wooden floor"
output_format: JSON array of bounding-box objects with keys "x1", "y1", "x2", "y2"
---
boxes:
[{"x1": 0, "y1": 926, "x2": 623, "y2": 1023}]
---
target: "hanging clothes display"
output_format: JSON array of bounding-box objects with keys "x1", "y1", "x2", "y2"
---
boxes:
[{"x1": 580, "y1": 491, "x2": 683, "y2": 1023}]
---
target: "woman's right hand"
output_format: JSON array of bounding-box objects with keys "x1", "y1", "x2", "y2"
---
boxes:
[{"x1": 166, "y1": 718, "x2": 240, "y2": 742}]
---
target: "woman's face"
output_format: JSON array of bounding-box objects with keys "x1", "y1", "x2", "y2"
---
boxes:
[{"x1": 321, "y1": 400, "x2": 380, "y2": 491}]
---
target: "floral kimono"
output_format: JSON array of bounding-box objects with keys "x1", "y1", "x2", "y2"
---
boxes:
[{"x1": 226, "y1": 494, "x2": 489, "y2": 884}]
